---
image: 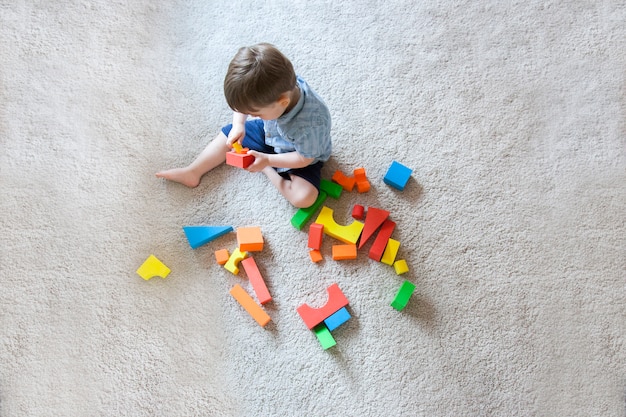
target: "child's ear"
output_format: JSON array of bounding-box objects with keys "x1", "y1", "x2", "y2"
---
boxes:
[{"x1": 278, "y1": 94, "x2": 290, "y2": 107}]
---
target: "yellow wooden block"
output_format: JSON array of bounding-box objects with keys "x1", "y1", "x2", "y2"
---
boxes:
[
  {"x1": 393, "y1": 259, "x2": 409, "y2": 275},
  {"x1": 381, "y1": 238, "x2": 400, "y2": 265},
  {"x1": 315, "y1": 206, "x2": 364, "y2": 244},
  {"x1": 224, "y1": 248, "x2": 248, "y2": 275},
  {"x1": 136, "y1": 255, "x2": 170, "y2": 280}
]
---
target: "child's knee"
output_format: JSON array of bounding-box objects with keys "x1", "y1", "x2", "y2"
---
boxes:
[{"x1": 290, "y1": 188, "x2": 319, "y2": 209}]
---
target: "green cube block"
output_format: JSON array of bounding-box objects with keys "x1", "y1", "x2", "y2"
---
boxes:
[
  {"x1": 390, "y1": 280, "x2": 416, "y2": 311},
  {"x1": 313, "y1": 324, "x2": 336, "y2": 350}
]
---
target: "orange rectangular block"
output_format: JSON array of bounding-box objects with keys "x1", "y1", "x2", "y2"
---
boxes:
[
  {"x1": 229, "y1": 284, "x2": 271, "y2": 327},
  {"x1": 308, "y1": 223, "x2": 324, "y2": 250},
  {"x1": 214, "y1": 249, "x2": 230, "y2": 265},
  {"x1": 241, "y1": 257, "x2": 272, "y2": 304},
  {"x1": 332, "y1": 244, "x2": 357, "y2": 260},
  {"x1": 237, "y1": 227, "x2": 264, "y2": 252}
]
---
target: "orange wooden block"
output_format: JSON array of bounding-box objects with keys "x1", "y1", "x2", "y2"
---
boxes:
[
  {"x1": 354, "y1": 167, "x2": 371, "y2": 193},
  {"x1": 214, "y1": 249, "x2": 230, "y2": 265},
  {"x1": 308, "y1": 223, "x2": 324, "y2": 250},
  {"x1": 237, "y1": 227, "x2": 264, "y2": 252},
  {"x1": 309, "y1": 250, "x2": 323, "y2": 263},
  {"x1": 332, "y1": 244, "x2": 357, "y2": 260},
  {"x1": 332, "y1": 170, "x2": 355, "y2": 192},
  {"x1": 241, "y1": 257, "x2": 272, "y2": 304},
  {"x1": 229, "y1": 284, "x2": 271, "y2": 327}
]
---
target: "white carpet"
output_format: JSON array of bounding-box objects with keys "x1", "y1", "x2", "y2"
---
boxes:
[{"x1": 2, "y1": 1, "x2": 625, "y2": 416}]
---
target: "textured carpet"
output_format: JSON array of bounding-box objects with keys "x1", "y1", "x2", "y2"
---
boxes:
[{"x1": 1, "y1": 1, "x2": 625, "y2": 416}]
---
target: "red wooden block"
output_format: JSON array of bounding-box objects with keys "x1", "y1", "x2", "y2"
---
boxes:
[
  {"x1": 352, "y1": 204, "x2": 365, "y2": 220},
  {"x1": 226, "y1": 150, "x2": 255, "y2": 169},
  {"x1": 368, "y1": 219, "x2": 396, "y2": 262},
  {"x1": 241, "y1": 257, "x2": 272, "y2": 304},
  {"x1": 296, "y1": 283, "x2": 349, "y2": 329},
  {"x1": 358, "y1": 207, "x2": 389, "y2": 249},
  {"x1": 308, "y1": 223, "x2": 324, "y2": 250}
]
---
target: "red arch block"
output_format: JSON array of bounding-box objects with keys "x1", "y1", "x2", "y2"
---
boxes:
[{"x1": 297, "y1": 284, "x2": 349, "y2": 330}]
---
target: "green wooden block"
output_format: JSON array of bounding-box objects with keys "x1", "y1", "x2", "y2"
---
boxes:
[
  {"x1": 320, "y1": 179, "x2": 342, "y2": 199},
  {"x1": 313, "y1": 324, "x2": 336, "y2": 350},
  {"x1": 390, "y1": 280, "x2": 416, "y2": 311},
  {"x1": 290, "y1": 191, "x2": 327, "y2": 230}
]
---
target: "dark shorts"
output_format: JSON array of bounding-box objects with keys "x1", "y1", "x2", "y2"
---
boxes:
[{"x1": 222, "y1": 119, "x2": 323, "y2": 190}]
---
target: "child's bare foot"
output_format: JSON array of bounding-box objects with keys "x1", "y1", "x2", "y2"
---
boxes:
[{"x1": 155, "y1": 167, "x2": 201, "y2": 188}]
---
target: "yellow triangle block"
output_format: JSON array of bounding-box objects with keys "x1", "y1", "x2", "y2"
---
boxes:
[{"x1": 136, "y1": 255, "x2": 171, "y2": 280}]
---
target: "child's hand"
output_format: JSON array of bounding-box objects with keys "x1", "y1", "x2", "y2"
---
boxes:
[
  {"x1": 226, "y1": 124, "x2": 245, "y2": 148},
  {"x1": 245, "y1": 150, "x2": 270, "y2": 172}
]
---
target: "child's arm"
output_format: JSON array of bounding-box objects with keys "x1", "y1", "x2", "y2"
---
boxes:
[
  {"x1": 225, "y1": 112, "x2": 248, "y2": 147},
  {"x1": 246, "y1": 150, "x2": 313, "y2": 172}
]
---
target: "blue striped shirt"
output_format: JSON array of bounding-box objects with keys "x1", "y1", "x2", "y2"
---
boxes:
[{"x1": 263, "y1": 77, "x2": 332, "y2": 169}]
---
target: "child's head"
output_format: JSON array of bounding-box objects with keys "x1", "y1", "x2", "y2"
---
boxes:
[{"x1": 224, "y1": 43, "x2": 296, "y2": 115}]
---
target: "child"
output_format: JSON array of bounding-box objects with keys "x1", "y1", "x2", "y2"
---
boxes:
[{"x1": 156, "y1": 43, "x2": 332, "y2": 208}]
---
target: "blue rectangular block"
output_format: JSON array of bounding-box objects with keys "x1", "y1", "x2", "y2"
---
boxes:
[
  {"x1": 383, "y1": 161, "x2": 413, "y2": 191},
  {"x1": 323, "y1": 307, "x2": 351, "y2": 331}
]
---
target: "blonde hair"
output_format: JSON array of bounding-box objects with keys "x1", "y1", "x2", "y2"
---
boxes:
[{"x1": 224, "y1": 43, "x2": 296, "y2": 113}]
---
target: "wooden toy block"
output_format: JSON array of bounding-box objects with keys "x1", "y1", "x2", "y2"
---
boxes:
[
  {"x1": 391, "y1": 280, "x2": 416, "y2": 311},
  {"x1": 241, "y1": 257, "x2": 272, "y2": 304},
  {"x1": 214, "y1": 249, "x2": 230, "y2": 265},
  {"x1": 291, "y1": 191, "x2": 327, "y2": 230},
  {"x1": 323, "y1": 307, "x2": 351, "y2": 331},
  {"x1": 381, "y1": 238, "x2": 400, "y2": 265},
  {"x1": 308, "y1": 223, "x2": 324, "y2": 250},
  {"x1": 384, "y1": 160, "x2": 413, "y2": 191},
  {"x1": 237, "y1": 227, "x2": 264, "y2": 252},
  {"x1": 231, "y1": 142, "x2": 244, "y2": 153},
  {"x1": 229, "y1": 284, "x2": 271, "y2": 327},
  {"x1": 332, "y1": 244, "x2": 357, "y2": 260},
  {"x1": 369, "y1": 219, "x2": 396, "y2": 261},
  {"x1": 313, "y1": 324, "x2": 336, "y2": 349},
  {"x1": 320, "y1": 179, "x2": 342, "y2": 199},
  {"x1": 136, "y1": 255, "x2": 170, "y2": 280},
  {"x1": 297, "y1": 283, "x2": 349, "y2": 329},
  {"x1": 225, "y1": 150, "x2": 255, "y2": 169},
  {"x1": 183, "y1": 225, "x2": 233, "y2": 249},
  {"x1": 224, "y1": 248, "x2": 248, "y2": 275},
  {"x1": 309, "y1": 250, "x2": 323, "y2": 263},
  {"x1": 358, "y1": 207, "x2": 389, "y2": 249},
  {"x1": 315, "y1": 206, "x2": 364, "y2": 245},
  {"x1": 352, "y1": 204, "x2": 365, "y2": 220},
  {"x1": 332, "y1": 170, "x2": 355, "y2": 192},
  {"x1": 393, "y1": 259, "x2": 409, "y2": 275},
  {"x1": 354, "y1": 167, "x2": 370, "y2": 193}
]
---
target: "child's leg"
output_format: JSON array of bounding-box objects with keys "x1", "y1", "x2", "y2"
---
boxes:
[
  {"x1": 155, "y1": 132, "x2": 229, "y2": 188},
  {"x1": 261, "y1": 167, "x2": 319, "y2": 208}
]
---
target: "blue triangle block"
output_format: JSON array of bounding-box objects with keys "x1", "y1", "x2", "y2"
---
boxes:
[{"x1": 183, "y1": 226, "x2": 234, "y2": 249}]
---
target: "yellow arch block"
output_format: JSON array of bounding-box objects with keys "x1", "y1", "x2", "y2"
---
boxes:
[
  {"x1": 224, "y1": 248, "x2": 248, "y2": 275},
  {"x1": 315, "y1": 206, "x2": 364, "y2": 245}
]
